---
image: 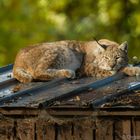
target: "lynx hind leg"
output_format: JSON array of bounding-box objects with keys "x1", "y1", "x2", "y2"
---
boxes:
[
  {"x1": 34, "y1": 69, "x2": 76, "y2": 80},
  {"x1": 13, "y1": 68, "x2": 33, "y2": 83},
  {"x1": 122, "y1": 66, "x2": 140, "y2": 76}
]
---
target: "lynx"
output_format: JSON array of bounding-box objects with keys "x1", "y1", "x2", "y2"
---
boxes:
[{"x1": 13, "y1": 39, "x2": 140, "y2": 83}]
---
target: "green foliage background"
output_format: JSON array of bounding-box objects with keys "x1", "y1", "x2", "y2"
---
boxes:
[{"x1": 0, "y1": 0, "x2": 140, "y2": 66}]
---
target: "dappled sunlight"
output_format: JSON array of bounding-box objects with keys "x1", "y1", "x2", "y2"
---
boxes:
[
  {"x1": 46, "y1": 12, "x2": 67, "y2": 32},
  {"x1": 38, "y1": 0, "x2": 47, "y2": 7},
  {"x1": 0, "y1": 0, "x2": 140, "y2": 66}
]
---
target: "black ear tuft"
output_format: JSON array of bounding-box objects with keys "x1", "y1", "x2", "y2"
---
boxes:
[
  {"x1": 99, "y1": 44, "x2": 108, "y2": 49},
  {"x1": 93, "y1": 38, "x2": 107, "y2": 50}
]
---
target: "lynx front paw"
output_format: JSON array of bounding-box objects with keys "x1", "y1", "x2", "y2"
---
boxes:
[
  {"x1": 133, "y1": 67, "x2": 140, "y2": 76},
  {"x1": 61, "y1": 69, "x2": 76, "y2": 79},
  {"x1": 122, "y1": 66, "x2": 140, "y2": 76}
]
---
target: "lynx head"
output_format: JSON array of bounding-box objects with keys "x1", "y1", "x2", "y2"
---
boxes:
[{"x1": 93, "y1": 39, "x2": 128, "y2": 72}]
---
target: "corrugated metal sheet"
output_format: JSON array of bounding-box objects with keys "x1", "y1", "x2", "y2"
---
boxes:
[{"x1": 0, "y1": 64, "x2": 140, "y2": 109}]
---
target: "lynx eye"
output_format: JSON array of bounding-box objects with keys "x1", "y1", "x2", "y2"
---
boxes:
[{"x1": 116, "y1": 56, "x2": 120, "y2": 59}]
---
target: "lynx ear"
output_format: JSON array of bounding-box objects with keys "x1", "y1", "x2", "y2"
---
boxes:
[
  {"x1": 119, "y1": 41, "x2": 128, "y2": 52},
  {"x1": 95, "y1": 40, "x2": 107, "y2": 51},
  {"x1": 96, "y1": 44, "x2": 106, "y2": 51}
]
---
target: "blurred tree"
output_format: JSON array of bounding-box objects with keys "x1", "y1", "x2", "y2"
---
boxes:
[{"x1": 0, "y1": 0, "x2": 140, "y2": 66}]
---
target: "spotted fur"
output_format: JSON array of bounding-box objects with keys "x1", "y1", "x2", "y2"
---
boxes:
[{"x1": 13, "y1": 39, "x2": 140, "y2": 83}]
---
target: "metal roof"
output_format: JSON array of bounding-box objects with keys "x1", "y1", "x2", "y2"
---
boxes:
[{"x1": 0, "y1": 64, "x2": 140, "y2": 109}]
